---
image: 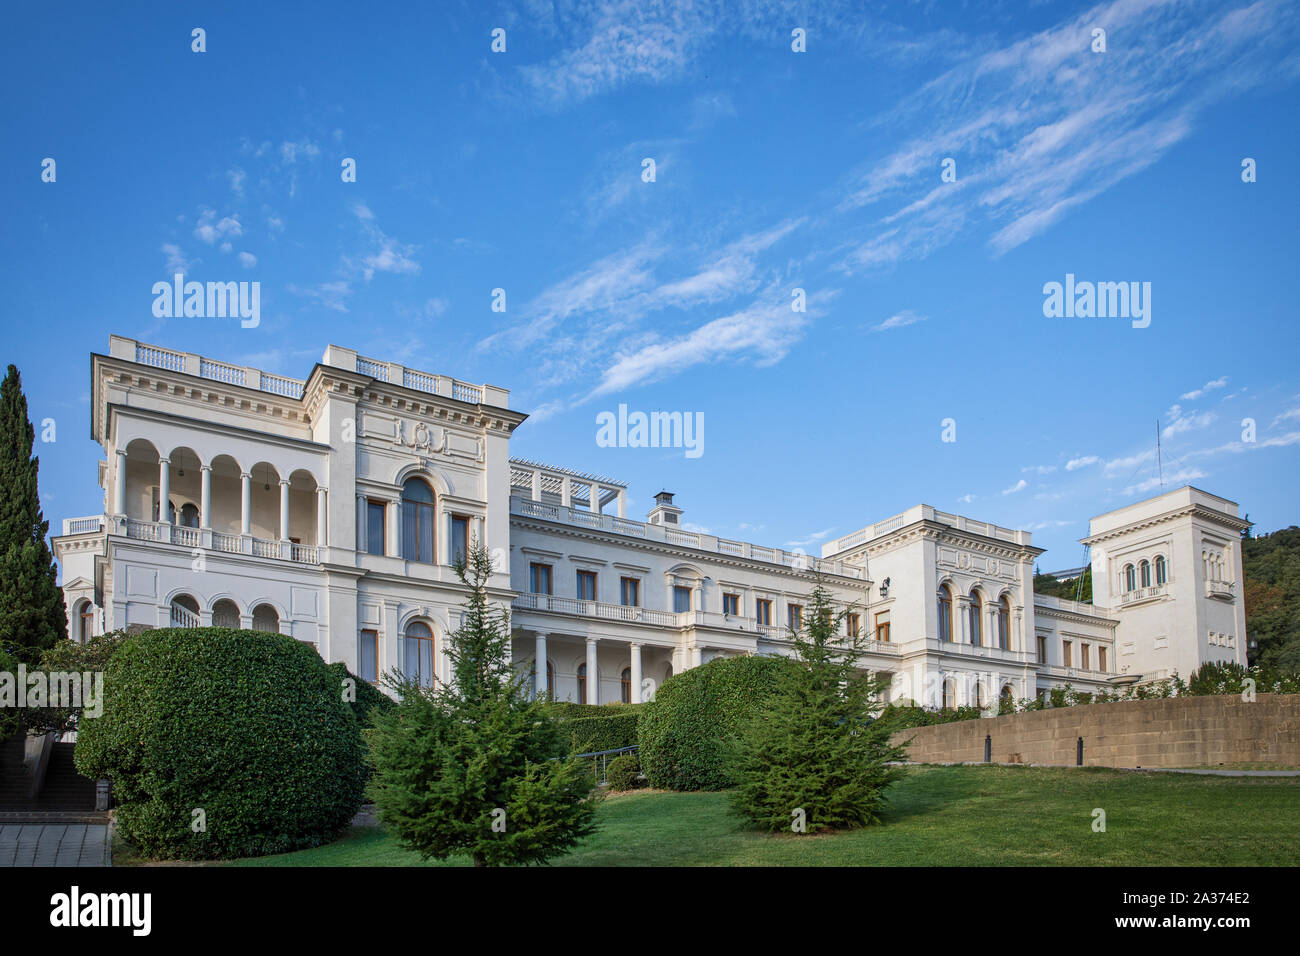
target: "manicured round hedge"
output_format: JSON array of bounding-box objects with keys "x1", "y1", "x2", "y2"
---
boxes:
[
  {"x1": 637, "y1": 655, "x2": 793, "y2": 791},
  {"x1": 605, "y1": 753, "x2": 641, "y2": 791},
  {"x1": 75, "y1": 627, "x2": 366, "y2": 860}
]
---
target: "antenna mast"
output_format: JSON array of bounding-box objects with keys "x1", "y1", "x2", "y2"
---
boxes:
[{"x1": 1156, "y1": 419, "x2": 1164, "y2": 492}]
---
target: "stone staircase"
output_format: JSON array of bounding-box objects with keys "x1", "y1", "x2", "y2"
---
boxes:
[{"x1": 0, "y1": 733, "x2": 106, "y2": 822}]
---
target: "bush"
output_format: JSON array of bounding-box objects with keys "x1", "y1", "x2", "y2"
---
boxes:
[
  {"x1": 638, "y1": 655, "x2": 793, "y2": 791},
  {"x1": 605, "y1": 754, "x2": 642, "y2": 791},
  {"x1": 325, "y1": 661, "x2": 396, "y2": 728},
  {"x1": 563, "y1": 712, "x2": 640, "y2": 753},
  {"x1": 75, "y1": 627, "x2": 365, "y2": 860},
  {"x1": 0, "y1": 645, "x2": 17, "y2": 740}
]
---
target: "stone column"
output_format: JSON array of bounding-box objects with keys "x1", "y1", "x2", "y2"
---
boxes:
[
  {"x1": 616, "y1": 490, "x2": 626, "y2": 519},
  {"x1": 591, "y1": 484, "x2": 602, "y2": 515},
  {"x1": 630, "y1": 642, "x2": 643, "y2": 704},
  {"x1": 114, "y1": 449, "x2": 127, "y2": 515},
  {"x1": 240, "y1": 472, "x2": 251, "y2": 535},
  {"x1": 585, "y1": 638, "x2": 598, "y2": 705},
  {"x1": 158, "y1": 458, "x2": 171, "y2": 524},
  {"x1": 356, "y1": 494, "x2": 367, "y2": 551},
  {"x1": 279, "y1": 479, "x2": 291, "y2": 540},
  {"x1": 199, "y1": 465, "x2": 212, "y2": 529},
  {"x1": 531, "y1": 469, "x2": 541, "y2": 501},
  {"x1": 956, "y1": 597, "x2": 969, "y2": 645},
  {"x1": 535, "y1": 633, "x2": 548, "y2": 698},
  {"x1": 561, "y1": 476, "x2": 572, "y2": 508}
]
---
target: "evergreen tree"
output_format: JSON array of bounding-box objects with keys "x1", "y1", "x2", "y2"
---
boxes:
[
  {"x1": 366, "y1": 542, "x2": 597, "y2": 865},
  {"x1": 730, "y1": 575, "x2": 907, "y2": 833},
  {"x1": 0, "y1": 365, "x2": 66, "y2": 662}
]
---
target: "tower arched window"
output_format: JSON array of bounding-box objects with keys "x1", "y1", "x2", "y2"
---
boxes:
[
  {"x1": 401, "y1": 478, "x2": 436, "y2": 563},
  {"x1": 1155, "y1": 555, "x2": 1167, "y2": 585},
  {"x1": 937, "y1": 585, "x2": 953, "y2": 642},
  {"x1": 1139, "y1": 560, "x2": 1151, "y2": 588},
  {"x1": 968, "y1": 592, "x2": 983, "y2": 646},
  {"x1": 996, "y1": 595, "x2": 1011, "y2": 650},
  {"x1": 1124, "y1": 564, "x2": 1136, "y2": 592}
]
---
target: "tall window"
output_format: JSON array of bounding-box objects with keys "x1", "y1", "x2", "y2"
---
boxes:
[
  {"x1": 620, "y1": 577, "x2": 640, "y2": 607},
  {"x1": 179, "y1": 502, "x2": 199, "y2": 528},
  {"x1": 620, "y1": 667, "x2": 632, "y2": 704},
  {"x1": 1037, "y1": 634, "x2": 1047, "y2": 664},
  {"x1": 546, "y1": 660, "x2": 555, "y2": 697},
  {"x1": 1155, "y1": 555, "x2": 1167, "y2": 585},
  {"x1": 1124, "y1": 563, "x2": 1136, "y2": 592},
  {"x1": 449, "y1": 515, "x2": 469, "y2": 565},
  {"x1": 77, "y1": 601, "x2": 94, "y2": 643},
  {"x1": 846, "y1": 613, "x2": 860, "y2": 638},
  {"x1": 401, "y1": 478, "x2": 436, "y2": 563},
  {"x1": 942, "y1": 679, "x2": 956, "y2": 710},
  {"x1": 875, "y1": 611, "x2": 890, "y2": 643},
  {"x1": 996, "y1": 596, "x2": 1010, "y2": 649},
  {"x1": 969, "y1": 592, "x2": 983, "y2": 646},
  {"x1": 722, "y1": 593, "x2": 740, "y2": 616},
  {"x1": 1081, "y1": 643, "x2": 1091, "y2": 670},
  {"x1": 1062, "y1": 640, "x2": 1073, "y2": 667},
  {"x1": 673, "y1": 586, "x2": 692, "y2": 613},
  {"x1": 577, "y1": 663, "x2": 589, "y2": 704},
  {"x1": 366, "y1": 499, "x2": 386, "y2": 555},
  {"x1": 359, "y1": 630, "x2": 378, "y2": 683},
  {"x1": 755, "y1": 598, "x2": 772, "y2": 626},
  {"x1": 937, "y1": 585, "x2": 953, "y2": 642},
  {"x1": 788, "y1": 603, "x2": 803, "y2": 631},
  {"x1": 1139, "y1": 560, "x2": 1151, "y2": 588},
  {"x1": 529, "y1": 563, "x2": 553, "y2": 595},
  {"x1": 577, "y1": 570, "x2": 598, "y2": 601},
  {"x1": 404, "y1": 621, "x2": 434, "y2": 687},
  {"x1": 1099, "y1": 647, "x2": 1108, "y2": 672}
]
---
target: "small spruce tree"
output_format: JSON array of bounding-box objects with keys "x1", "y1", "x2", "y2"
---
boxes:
[
  {"x1": 0, "y1": 364, "x2": 66, "y2": 662},
  {"x1": 730, "y1": 575, "x2": 906, "y2": 833},
  {"x1": 366, "y1": 541, "x2": 598, "y2": 865}
]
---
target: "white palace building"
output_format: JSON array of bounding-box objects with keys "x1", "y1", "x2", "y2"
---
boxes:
[{"x1": 52, "y1": 336, "x2": 1250, "y2": 710}]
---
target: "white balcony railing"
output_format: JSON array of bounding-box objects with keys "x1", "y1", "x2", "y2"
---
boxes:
[
  {"x1": 1205, "y1": 580, "x2": 1235, "y2": 600},
  {"x1": 1120, "y1": 584, "x2": 1167, "y2": 605},
  {"x1": 170, "y1": 602, "x2": 200, "y2": 629},
  {"x1": 62, "y1": 515, "x2": 104, "y2": 535},
  {"x1": 112, "y1": 517, "x2": 320, "y2": 564},
  {"x1": 512, "y1": 497, "x2": 866, "y2": 580}
]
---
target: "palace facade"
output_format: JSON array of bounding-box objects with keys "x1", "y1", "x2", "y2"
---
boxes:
[{"x1": 52, "y1": 336, "x2": 1250, "y2": 710}]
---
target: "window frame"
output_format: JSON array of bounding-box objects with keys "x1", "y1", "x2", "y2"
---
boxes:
[
  {"x1": 359, "y1": 629, "x2": 379, "y2": 684},
  {"x1": 529, "y1": 562, "x2": 553, "y2": 595}
]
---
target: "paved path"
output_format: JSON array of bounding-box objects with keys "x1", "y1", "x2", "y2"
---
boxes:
[{"x1": 0, "y1": 824, "x2": 111, "y2": 866}]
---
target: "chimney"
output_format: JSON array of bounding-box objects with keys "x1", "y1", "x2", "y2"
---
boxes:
[{"x1": 647, "y1": 491, "x2": 683, "y2": 526}]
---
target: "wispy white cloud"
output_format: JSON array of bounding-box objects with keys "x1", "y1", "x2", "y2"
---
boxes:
[
  {"x1": 1065, "y1": 455, "x2": 1100, "y2": 471},
  {"x1": 871, "y1": 309, "x2": 926, "y2": 333},
  {"x1": 1181, "y1": 376, "x2": 1229, "y2": 401},
  {"x1": 1002, "y1": 478, "x2": 1028, "y2": 496}
]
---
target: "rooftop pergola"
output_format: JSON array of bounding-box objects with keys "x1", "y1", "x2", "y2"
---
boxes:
[{"x1": 509, "y1": 458, "x2": 628, "y2": 517}]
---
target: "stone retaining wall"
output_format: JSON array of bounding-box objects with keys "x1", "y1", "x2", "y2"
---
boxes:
[{"x1": 890, "y1": 694, "x2": 1300, "y2": 768}]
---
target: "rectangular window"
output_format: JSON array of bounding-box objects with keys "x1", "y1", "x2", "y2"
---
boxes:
[
  {"x1": 449, "y1": 515, "x2": 469, "y2": 566},
  {"x1": 1081, "y1": 644, "x2": 1091, "y2": 670},
  {"x1": 1098, "y1": 647, "x2": 1108, "y2": 672},
  {"x1": 529, "y1": 563, "x2": 553, "y2": 595},
  {"x1": 620, "y1": 577, "x2": 640, "y2": 607},
  {"x1": 755, "y1": 599, "x2": 772, "y2": 626},
  {"x1": 722, "y1": 593, "x2": 740, "y2": 616},
  {"x1": 788, "y1": 603, "x2": 803, "y2": 631},
  {"x1": 1037, "y1": 635, "x2": 1047, "y2": 664},
  {"x1": 359, "y1": 630, "x2": 378, "y2": 683},
  {"x1": 875, "y1": 611, "x2": 890, "y2": 643},
  {"x1": 366, "y1": 500, "x2": 386, "y2": 556},
  {"x1": 577, "y1": 570, "x2": 597, "y2": 602},
  {"x1": 1062, "y1": 640, "x2": 1073, "y2": 667},
  {"x1": 673, "y1": 586, "x2": 691, "y2": 613},
  {"x1": 846, "y1": 613, "x2": 861, "y2": 638}
]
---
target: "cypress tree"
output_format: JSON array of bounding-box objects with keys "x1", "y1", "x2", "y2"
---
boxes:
[
  {"x1": 0, "y1": 364, "x2": 66, "y2": 662},
  {"x1": 366, "y1": 541, "x2": 598, "y2": 865},
  {"x1": 730, "y1": 575, "x2": 907, "y2": 833}
]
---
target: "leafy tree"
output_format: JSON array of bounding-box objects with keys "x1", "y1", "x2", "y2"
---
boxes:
[
  {"x1": 730, "y1": 575, "x2": 906, "y2": 833},
  {"x1": 20, "y1": 630, "x2": 127, "y2": 736},
  {"x1": 0, "y1": 365, "x2": 66, "y2": 662},
  {"x1": 1241, "y1": 527, "x2": 1300, "y2": 671},
  {"x1": 1033, "y1": 566, "x2": 1092, "y2": 603},
  {"x1": 366, "y1": 542, "x2": 597, "y2": 866}
]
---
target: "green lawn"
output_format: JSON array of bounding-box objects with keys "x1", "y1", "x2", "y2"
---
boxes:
[{"x1": 225, "y1": 765, "x2": 1300, "y2": 867}]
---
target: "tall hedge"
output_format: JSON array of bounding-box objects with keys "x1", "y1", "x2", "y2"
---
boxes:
[
  {"x1": 563, "y1": 711, "x2": 640, "y2": 753},
  {"x1": 637, "y1": 655, "x2": 793, "y2": 791},
  {"x1": 75, "y1": 627, "x2": 365, "y2": 860}
]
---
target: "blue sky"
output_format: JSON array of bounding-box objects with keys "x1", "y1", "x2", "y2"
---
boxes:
[{"x1": 3, "y1": 0, "x2": 1299, "y2": 570}]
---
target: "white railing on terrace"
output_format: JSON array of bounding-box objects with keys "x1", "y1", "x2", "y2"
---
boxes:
[
  {"x1": 1119, "y1": 584, "x2": 1167, "y2": 605},
  {"x1": 127, "y1": 340, "x2": 306, "y2": 400},
  {"x1": 825, "y1": 505, "x2": 1030, "y2": 557},
  {"x1": 356, "y1": 356, "x2": 389, "y2": 380},
  {"x1": 62, "y1": 515, "x2": 103, "y2": 535},
  {"x1": 452, "y1": 382, "x2": 482, "y2": 404},
  {"x1": 1043, "y1": 664, "x2": 1112, "y2": 680},
  {"x1": 354, "y1": 354, "x2": 485, "y2": 404},
  {"x1": 511, "y1": 496, "x2": 866, "y2": 580},
  {"x1": 170, "y1": 602, "x2": 200, "y2": 629},
  {"x1": 115, "y1": 517, "x2": 320, "y2": 564}
]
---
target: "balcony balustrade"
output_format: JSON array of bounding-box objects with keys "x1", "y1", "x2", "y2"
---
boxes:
[{"x1": 67, "y1": 514, "x2": 323, "y2": 565}]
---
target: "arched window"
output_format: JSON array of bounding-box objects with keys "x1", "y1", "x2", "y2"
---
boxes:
[
  {"x1": 621, "y1": 667, "x2": 632, "y2": 704},
  {"x1": 212, "y1": 598, "x2": 240, "y2": 629},
  {"x1": 75, "y1": 600, "x2": 94, "y2": 643},
  {"x1": 996, "y1": 596, "x2": 1011, "y2": 650},
  {"x1": 1124, "y1": 564, "x2": 1136, "y2": 592},
  {"x1": 937, "y1": 585, "x2": 953, "y2": 642},
  {"x1": 252, "y1": 603, "x2": 279, "y2": 633},
  {"x1": 404, "y1": 620, "x2": 434, "y2": 687},
  {"x1": 969, "y1": 592, "x2": 983, "y2": 646},
  {"x1": 179, "y1": 502, "x2": 200, "y2": 528},
  {"x1": 1155, "y1": 555, "x2": 1167, "y2": 585},
  {"x1": 577, "y1": 663, "x2": 588, "y2": 704},
  {"x1": 401, "y1": 478, "x2": 436, "y2": 563},
  {"x1": 1000, "y1": 684, "x2": 1014, "y2": 712},
  {"x1": 942, "y1": 679, "x2": 956, "y2": 710},
  {"x1": 1139, "y1": 560, "x2": 1151, "y2": 588}
]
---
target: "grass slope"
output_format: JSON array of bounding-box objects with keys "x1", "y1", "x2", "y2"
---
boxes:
[{"x1": 226, "y1": 765, "x2": 1300, "y2": 867}]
